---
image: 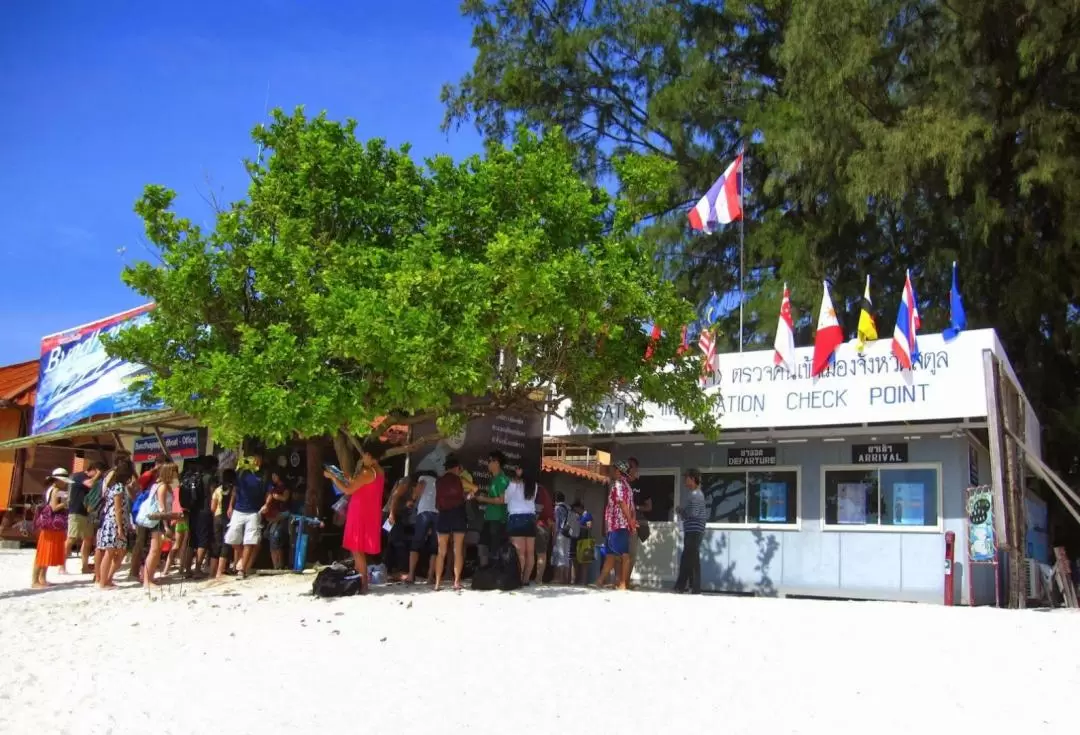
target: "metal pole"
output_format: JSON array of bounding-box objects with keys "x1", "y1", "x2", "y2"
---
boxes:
[{"x1": 739, "y1": 144, "x2": 745, "y2": 353}]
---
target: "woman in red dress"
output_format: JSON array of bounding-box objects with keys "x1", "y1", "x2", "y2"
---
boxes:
[{"x1": 324, "y1": 440, "x2": 385, "y2": 593}]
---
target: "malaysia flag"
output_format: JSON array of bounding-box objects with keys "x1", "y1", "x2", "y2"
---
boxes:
[
  {"x1": 699, "y1": 328, "x2": 717, "y2": 383},
  {"x1": 773, "y1": 283, "x2": 796, "y2": 372},
  {"x1": 688, "y1": 154, "x2": 743, "y2": 233},
  {"x1": 892, "y1": 270, "x2": 921, "y2": 370}
]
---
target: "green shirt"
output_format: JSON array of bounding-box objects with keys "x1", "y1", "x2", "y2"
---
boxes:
[{"x1": 484, "y1": 473, "x2": 509, "y2": 522}]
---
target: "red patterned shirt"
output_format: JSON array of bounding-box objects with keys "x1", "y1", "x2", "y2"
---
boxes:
[{"x1": 605, "y1": 478, "x2": 632, "y2": 531}]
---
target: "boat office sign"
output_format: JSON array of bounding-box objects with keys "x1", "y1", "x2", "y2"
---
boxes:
[{"x1": 549, "y1": 330, "x2": 998, "y2": 436}]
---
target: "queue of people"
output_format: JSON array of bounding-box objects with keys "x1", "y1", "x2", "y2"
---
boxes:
[
  {"x1": 29, "y1": 451, "x2": 304, "y2": 590},
  {"x1": 30, "y1": 444, "x2": 708, "y2": 595}
]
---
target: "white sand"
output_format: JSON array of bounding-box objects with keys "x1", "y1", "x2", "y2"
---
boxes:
[{"x1": 0, "y1": 548, "x2": 1076, "y2": 734}]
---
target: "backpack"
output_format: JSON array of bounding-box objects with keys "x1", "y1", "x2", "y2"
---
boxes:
[
  {"x1": 131, "y1": 489, "x2": 150, "y2": 526},
  {"x1": 85, "y1": 478, "x2": 103, "y2": 516},
  {"x1": 557, "y1": 503, "x2": 581, "y2": 539},
  {"x1": 493, "y1": 542, "x2": 522, "y2": 591},
  {"x1": 312, "y1": 562, "x2": 364, "y2": 598},
  {"x1": 179, "y1": 472, "x2": 202, "y2": 512},
  {"x1": 136, "y1": 483, "x2": 170, "y2": 529}
]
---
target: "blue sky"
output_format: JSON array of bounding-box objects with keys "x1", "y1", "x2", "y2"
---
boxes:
[{"x1": 0, "y1": 1, "x2": 482, "y2": 366}]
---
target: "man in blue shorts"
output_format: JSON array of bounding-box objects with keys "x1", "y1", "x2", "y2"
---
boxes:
[{"x1": 593, "y1": 459, "x2": 637, "y2": 590}]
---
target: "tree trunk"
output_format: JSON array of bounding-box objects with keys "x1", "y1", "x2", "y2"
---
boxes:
[
  {"x1": 332, "y1": 430, "x2": 356, "y2": 477},
  {"x1": 305, "y1": 437, "x2": 326, "y2": 518}
]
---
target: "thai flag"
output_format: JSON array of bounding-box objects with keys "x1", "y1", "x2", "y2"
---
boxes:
[
  {"x1": 688, "y1": 154, "x2": 743, "y2": 233},
  {"x1": 891, "y1": 270, "x2": 921, "y2": 370}
]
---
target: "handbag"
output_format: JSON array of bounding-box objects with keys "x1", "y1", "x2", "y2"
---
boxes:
[{"x1": 34, "y1": 494, "x2": 68, "y2": 534}]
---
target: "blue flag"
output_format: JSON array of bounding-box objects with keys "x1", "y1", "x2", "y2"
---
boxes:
[{"x1": 943, "y1": 261, "x2": 967, "y2": 341}]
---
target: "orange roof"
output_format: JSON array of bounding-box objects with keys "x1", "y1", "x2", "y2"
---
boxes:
[
  {"x1": 541, "y1": 458, "x2": 610, "y2": 484},
  {"x1": 0, "y1": 360, "x2": 38, "y2": 408}
]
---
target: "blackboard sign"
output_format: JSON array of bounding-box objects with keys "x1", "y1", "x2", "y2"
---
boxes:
[
  {"x1": 727, "y1": 447, "x2": 777, "y2": 467},
  {"x1": 852, "y1": 442, "x2": 908, "y2": 464}
]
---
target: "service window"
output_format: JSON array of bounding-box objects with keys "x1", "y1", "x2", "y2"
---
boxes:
[
  {"x1": 701, "y1": 468, "x2": 799, "y2": 526},
  {"x1": 823, "y1": 465, "x2": 940, "y2": 529}
]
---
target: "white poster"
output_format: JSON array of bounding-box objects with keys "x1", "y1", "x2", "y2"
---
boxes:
[
  {"x1": 758, "y1": 482, "x2": 788, "y2": 523},
  {"x1": 837, "y1": 483, "x2": 869, "y2": 524},
  {"x1": 892, "y1": 483, "x2": 926, "y2": 525}
]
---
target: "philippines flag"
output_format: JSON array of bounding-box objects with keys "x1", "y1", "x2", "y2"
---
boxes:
[
  {"x1": 892, "y1": 270, "x2": 921, "y2": 369},
  {"x1": 773, "y1": 283, "x2": 796, "y2": 372},
  {"x1": 812, "y1": 281, "x2": 843, "y2": 377},
  {"x1": 688, "y1": 154, "x2": 743, "y2": 233}
]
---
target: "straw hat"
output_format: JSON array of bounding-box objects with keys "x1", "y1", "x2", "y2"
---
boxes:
[{"x1": 49, "y1": 468, "x2": 74, "y2": 484}]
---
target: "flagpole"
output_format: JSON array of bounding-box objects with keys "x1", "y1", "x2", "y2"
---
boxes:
[{"x1": 738, "y1": 142, "x2": 745, "y2": 353}]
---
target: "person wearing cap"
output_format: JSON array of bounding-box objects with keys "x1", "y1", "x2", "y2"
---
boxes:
[
  {"x1": 31, "y1": 468, "x2": 73, "y2": 588},
  {"x1": 593, "y1": 459, "x2": 637, "y2": 590},
  {"x1": 64, "y1": 461, "x2": 108, "y2": 575}
]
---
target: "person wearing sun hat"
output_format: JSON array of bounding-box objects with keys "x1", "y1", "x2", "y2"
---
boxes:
[
  {"x1": 31, "y1": 469, "x2": 74, "y2": 588},
  {"x1": 592, "y1": 459, "x2": 637, "y2": 590}
]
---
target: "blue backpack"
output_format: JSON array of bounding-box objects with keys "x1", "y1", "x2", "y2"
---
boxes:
[{"x1": 131, "y1": 488, "x2": 151, "y2": 525}]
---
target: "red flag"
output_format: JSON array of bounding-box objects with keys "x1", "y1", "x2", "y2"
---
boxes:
[
  {"x1": 644, "y1": 324, "x2": 662, "y2": 360},
  {"x1": 773, "y1": 283, "x2": 796, "y2": 372},
  {"x1": 812, "y1": 281, "x2": 843, "y2": 377},
  {"x1": 677, "y1": 325, "x2": 690, "y2": 355}
]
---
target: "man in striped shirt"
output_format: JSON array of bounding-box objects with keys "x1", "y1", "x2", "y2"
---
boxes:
[{"x1": 674, "y1": 468, "x2": 706, "y2": 594}]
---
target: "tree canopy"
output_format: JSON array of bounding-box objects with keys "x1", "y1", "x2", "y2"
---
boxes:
[
  {"x1": 105, "y1": 109, "x2": 721, "y2": 460},
  {"x1": 443, "y1": 0, "x2": 1080, "y2": 476}
]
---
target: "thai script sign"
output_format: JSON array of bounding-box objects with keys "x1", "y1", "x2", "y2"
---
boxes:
[
  {"x1": 549, "y1": 330, "x2": 996, "y2": 436},
  {"x1": 33, "y1": 305, "x2": 164, "y2": 434}
]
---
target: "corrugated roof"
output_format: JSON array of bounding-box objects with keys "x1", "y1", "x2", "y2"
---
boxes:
[
  {"x1": 541, "y1": 458, "x2": 610, "y2": 484},
  {"x1": 0, "y1": 360, "x2": 38, "y2": 407}
]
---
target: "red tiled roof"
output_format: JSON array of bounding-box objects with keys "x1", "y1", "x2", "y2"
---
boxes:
[
  {"x1": 541, "y1": 458, "x2": 610, "y2": 484},
  {"x1": 0, "y1": 360, "x2": 38, "y2": 408}
]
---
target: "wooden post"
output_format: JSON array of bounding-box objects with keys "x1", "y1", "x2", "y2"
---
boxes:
[
  {"x1": 999, "y1": 370, "x2": 1026, "y2": 609},
  {"x1": 153, "y1": 427, "x2": 173, "y2": 463},
  {"x1": 982, "y1": 352, "x2": 1010, "y2": 556}
]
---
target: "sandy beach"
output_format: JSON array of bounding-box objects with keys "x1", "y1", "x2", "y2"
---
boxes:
[{"x1": 0, "y1": 548, "x2": 1076, "y2": 734}]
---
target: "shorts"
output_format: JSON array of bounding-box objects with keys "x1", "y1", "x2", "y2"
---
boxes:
[
  {"x1": 411, "y1": 511, "x2": 438, "y2": 550},
  {"x1": 210, "y1": 516, "x2": 229, "y2": 558},
  {"x1": 436, "y1": 506, "x2": 467, "y2": 535},
  {"x1": 480, "y1": 520, "x2": 506, "y2": 549},
  {"x1": 606, "y1": 529, "x2": 630, "y2": 556},
  {"x1": 192, "y1": 511, "x2": 213, "y2": 550},
  {"x1": 67, "y1": 514, "x2": 93, "y2": 541},
  {"x1": 224, "y1": 510, "x2": 262, "y2": 546},
  {"x1": 507, "y1": 514, "x2": 536, "y2": 538},
  {"x1": 535, "y1": 524, "x2": 551, "y2": 555},
  {"x1": 266, "y1": 519, "x2": 289, "y2": 551}
]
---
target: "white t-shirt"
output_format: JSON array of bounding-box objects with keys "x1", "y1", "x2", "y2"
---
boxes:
[
  {"x1": 415, "y1": 475, "x2": 438, "y2": 515},
  {"x1": 505, "y1": 480, "x2": 536, "y2": 516}
]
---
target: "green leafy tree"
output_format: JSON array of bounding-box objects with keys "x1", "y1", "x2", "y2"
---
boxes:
[
  {"x1": 105, "y1": 109, "x2": 720, "y2": 490},
  {"x1": 445, "y1": 0, "x2": 1080, "y2": 480}
]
